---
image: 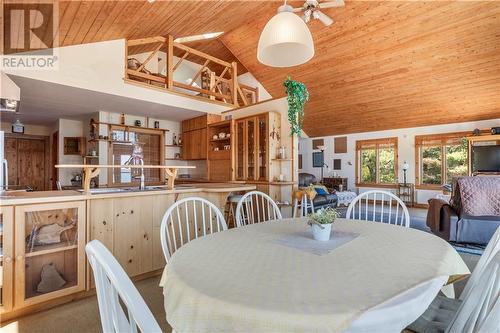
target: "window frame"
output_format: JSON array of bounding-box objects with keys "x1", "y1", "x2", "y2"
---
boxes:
[
  {"x1": 355, "y1": 137, "x2": 398, "y2": 188},
  {"x1": 108, "y1": 125, "x2": 165, "y2": 187},
  {"x1": 415, "y1": 131, "x2": 470, "y2": 190}
]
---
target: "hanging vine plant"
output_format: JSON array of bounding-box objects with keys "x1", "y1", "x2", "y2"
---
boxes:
[{"x1": 284, "y1": 77, "x2": 309, "y2": 137}]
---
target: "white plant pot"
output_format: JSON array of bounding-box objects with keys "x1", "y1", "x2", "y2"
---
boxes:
[{"x1": 311, "y1": 222, "x2": 332, "y2": 241}]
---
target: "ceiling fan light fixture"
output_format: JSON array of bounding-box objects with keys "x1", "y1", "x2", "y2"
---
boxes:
[{"x1": 257, "y1": 4, "x2": 314, "y2": 67}]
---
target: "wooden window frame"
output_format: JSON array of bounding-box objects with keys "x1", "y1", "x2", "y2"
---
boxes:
[
  {"x1": 415, "y1": 131, "x2": 470, "y2": 190},
  {"x1": 355, "y1": 137, "x2": 398, "y2": 188},
  {"x1": 108, "y1": 125, "x2": 165, "y2": 187}
]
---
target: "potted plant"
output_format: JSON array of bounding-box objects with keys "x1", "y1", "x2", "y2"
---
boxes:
[{"x1": 307, "y1": 207, "x2": 340, "y2": 241}]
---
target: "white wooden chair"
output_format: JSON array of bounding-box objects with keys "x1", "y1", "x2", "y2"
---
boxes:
[
  {"x1": 409, "y1": 250, "x2": 500, "y2": 333},
  {"x1": 86, "y1": 240, "x2": 162, "y2": 333},
  {"x1": 235, "y1": 191, "x2": 282, "y2": 227},
  {"x1": 346, "y1": 190, "x2": 410, "y2": 228},
  {"x1": 459, "y1": 226, "x2": 500, "y2": 301},
  {"x1": 160, "y1": 197, "x2": 227, "y2": 263},
  {"x1": 293, "y1": 193, "x2": 315, "y2": 218}
]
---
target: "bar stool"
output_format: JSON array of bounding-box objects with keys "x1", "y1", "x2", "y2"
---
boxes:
[
  {"x1": 225, "y1": 194, "x2": 244, "y2": 228},
  {"x1": 293, "y1": 192, "x2": 315, "y2": 218}
]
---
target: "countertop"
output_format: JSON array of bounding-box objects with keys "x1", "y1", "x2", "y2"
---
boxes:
[{"x1": 0, "y1": 183, "x2": 256, "y2": 206}]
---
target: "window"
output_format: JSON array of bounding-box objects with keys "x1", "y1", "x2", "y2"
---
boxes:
[
  {"x1": 109, "y1": 126, "x2": 163, "y2": 186},
  {"x1": 356, "y1": 137, "x2": 398, "y2": 186},
  {"x1": 415, "y1": 132, "x2": 469, "y2": 188}
]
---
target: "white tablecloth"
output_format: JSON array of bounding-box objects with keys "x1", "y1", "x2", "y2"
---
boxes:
[{"x1": 160, "y1": 218, "x2": 469, "y2": 333}]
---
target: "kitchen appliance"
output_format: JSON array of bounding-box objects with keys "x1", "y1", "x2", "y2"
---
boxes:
[{"x1": 0, "y1": 131, "x2": 8, "y2": 190}]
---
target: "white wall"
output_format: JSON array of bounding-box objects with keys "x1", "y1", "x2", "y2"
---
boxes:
[
  {"x1": 299, "y1": 118, "x2": 500, "y2": 205},
  {"x1": 58, "y1": 119, "x2": 84, "y2": 185}
]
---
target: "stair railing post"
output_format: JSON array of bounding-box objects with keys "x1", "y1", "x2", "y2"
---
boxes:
[
  {"x1": 167, "y1": 35, "x2": 174, "y2": 90},
  {"x1": 231, "y1": 61, "x2": 238, "y2": 106}
]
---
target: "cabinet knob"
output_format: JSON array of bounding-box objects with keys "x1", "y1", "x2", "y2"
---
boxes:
[{"x1": 4, "y1": 256, "x2": 12, "y2": 263}]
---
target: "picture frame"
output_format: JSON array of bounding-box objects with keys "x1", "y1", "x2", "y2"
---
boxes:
[{"x1": 312, "y1": 152, "x2": 323, "y2": 167}]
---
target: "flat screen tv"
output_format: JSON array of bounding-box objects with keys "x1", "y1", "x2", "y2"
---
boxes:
[{"x1": 472, "y1": 145, "x2": 500, "y2": 173}]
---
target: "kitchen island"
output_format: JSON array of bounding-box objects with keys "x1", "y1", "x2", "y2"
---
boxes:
[{"x1": 0, "y1": 183, "x2": 255, "y2": 321}]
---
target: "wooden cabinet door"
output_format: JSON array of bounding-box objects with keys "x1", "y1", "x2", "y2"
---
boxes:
[
  {"x1": 0, "y1": 206, "x2": 14, "y2": 314},
  {"x1": 199, "y1": 128, "x2": 207, "y2": 159},
  {"x1": 235, "y1": 120, "x2": 246, "y2": 180},
  {"x1": 14, "y1": 201, "x2": 86, "y2": 309},
  {"x1": 89, "y1": 199, "x2": 114, "y2": 251},
  {"x1": 113, "y1": 197, "x2": 153, "y2": 277}
]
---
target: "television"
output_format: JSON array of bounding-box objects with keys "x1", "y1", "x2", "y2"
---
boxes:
[{"x1": 472, "y1": 145, "x2": 500, "y2": 173}]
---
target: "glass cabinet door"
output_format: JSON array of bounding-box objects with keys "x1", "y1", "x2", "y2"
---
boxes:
[
  {"x1": 257, "y1": 115, "x2": 268, "y2": 181},
  {"x1": 15, "y1": 201, "x2": 85, "y2": 307},
  {"x1": 0, "y1": 207, "x2": 14, "y2": 314},
  {"x1": 247, "y1": 118, "x2": 256, "y2": 180},
  {"x1": 235, "y1": 120, "x2": 245, "y2": 180}
]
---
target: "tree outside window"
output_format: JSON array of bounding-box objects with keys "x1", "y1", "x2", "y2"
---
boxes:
[
  {"x1": 356, "y1": 138, "x2": 398, "y2": 185},
  {"x1": 416, "y1": 134, "x2": 469, "y2": 188}
]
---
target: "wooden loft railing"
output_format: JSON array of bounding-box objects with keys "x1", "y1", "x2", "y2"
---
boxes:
[{"x1": 124, "y1": 35, "x2": 258, "y2": 107}]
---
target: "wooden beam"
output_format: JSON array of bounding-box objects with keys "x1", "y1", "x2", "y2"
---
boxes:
[
  {"x1": 231, "y1": 61, "x2": 238, "y2": 106},
  {"x1": 237, "y1": 85, "x2": 249, "y2": 106},
  {"x1": 173, "y1": 42, "x2": 231, "y2": 67},
  {"x1": 173, "y1": 50, "x2": 190, "y2": 71},
  {"x1": 126, "y1": 69, "x2": 166, "y2": 83},
  {"x1": 173, "y1": 81, "x2": 232, "y2": 100},
  {"x1": 166, "y1": 35, "x2": 174, "y2": 89},
  {"x1": 137, "y1": 43, "x2": 163, "y2": 72},
  {"x1": 127, "y1": 36, "x2": 166, "y2": 46},
  {"x1": 209, "y1": 71, "x2": 216, "y2": 100},
  {"x1": 190, "y1": 59, "x2": 210, "y2": 86}
]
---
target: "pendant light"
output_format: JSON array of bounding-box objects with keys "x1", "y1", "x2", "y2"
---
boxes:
[{"x1": 257, "y1": 1, "x2": 314, "y2": 67}]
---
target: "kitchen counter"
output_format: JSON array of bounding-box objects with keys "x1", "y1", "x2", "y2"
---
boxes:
[{"x1": 0, "y1": 183, "x2": 256, "y2": 206}]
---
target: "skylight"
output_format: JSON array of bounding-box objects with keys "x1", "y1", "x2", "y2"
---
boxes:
[{"x1": 174, "y1": 32, "x2": 224, "y2": 44}]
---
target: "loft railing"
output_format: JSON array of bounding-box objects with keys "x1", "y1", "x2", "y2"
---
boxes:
[{"x1": 124, "y1": 35, "x2": 258, "y2": 107}]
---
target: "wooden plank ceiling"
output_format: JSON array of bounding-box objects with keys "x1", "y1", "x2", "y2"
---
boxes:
[{"x1": 17, "y1": 1, "x2": 500, "y2": 136}]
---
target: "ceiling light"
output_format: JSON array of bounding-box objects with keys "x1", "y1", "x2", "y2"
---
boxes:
[
  {"x1": 257, "y1": 3, "x2": 314, "y2": 67},
  {"x1": 174, "y1": 32, "x2": 224, "y2": 43}
]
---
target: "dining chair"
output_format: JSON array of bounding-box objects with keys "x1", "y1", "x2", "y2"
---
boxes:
[
  {"x1": 235, "y1": 191, "x2": 282, "y2": 227},
  {"x1": 293, "y1": 192, "x2": 315, "y2": 218},
  {"x1": 160, "y1": 196, "x2": 227, "y2": 263},
  {"x1": 346, "y1": 190, "x2": 410, "y2": 228},
  {"x1": 408, "y1": 250, "x2": 500, "y2": 333},
  {"x1": 86, "y1": 240, "x2": 163, "y2": 333},
  {"x1": 459, "y1": 225, "x2": 500, "y2": 301}
]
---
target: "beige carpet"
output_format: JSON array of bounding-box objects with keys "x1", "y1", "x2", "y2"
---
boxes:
[
  {"x1": 1, "y1": 276, "x2": 172, "y2": 333},
  {"x1": 1, "y1": 253, "x2": 478, "y2": 333}
]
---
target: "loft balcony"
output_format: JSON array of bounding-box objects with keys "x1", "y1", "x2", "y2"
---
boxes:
[{"x1": 124, "y1": 35, "x2": 259, "y2": 108}]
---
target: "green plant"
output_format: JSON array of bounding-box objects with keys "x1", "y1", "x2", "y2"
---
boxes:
[
  {"x1": 308, "y1": 207, "x2": 340, "y2": 225},
  {"x1": 284, "y1": 77, "x2": 309, "y2": 137}
]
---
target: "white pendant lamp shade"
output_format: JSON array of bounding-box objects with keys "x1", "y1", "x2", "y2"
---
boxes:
[{"x1": 257, "y1": 5, "x2": 314, "y2": 67}]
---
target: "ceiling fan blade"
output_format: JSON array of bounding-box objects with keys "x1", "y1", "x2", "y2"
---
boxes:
[
  {"x1": 292, "y1": 6, "x2": 304, "y2": 12},
  {"x1": 318, "y1": 0, "x2": 345, "y2": 9},
  {"x1": 316, "y1": 11, "x2": 334, "y2": 26}
]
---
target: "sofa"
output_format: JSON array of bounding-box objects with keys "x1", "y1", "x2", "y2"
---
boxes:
[
  {"x1": 298, "y1": 173, "x2": 338, "y2": 209},
  {"x1": 427, "y1": 176, "x2": 500, "y2": 245}
]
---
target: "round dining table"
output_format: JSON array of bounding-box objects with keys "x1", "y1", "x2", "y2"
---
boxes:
[{"x1": 160, "y1": 218, "x2": 469, "y2": 333}]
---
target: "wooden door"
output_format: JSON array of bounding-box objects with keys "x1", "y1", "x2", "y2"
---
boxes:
[
  {"x1": 0, "y1": 206, "x2": 14, "y2": 314},
  {"x1": 5, "y1": 138, "x2": 18, "y2": 188},
  {"x1": 235, "y1": 120, "x2": 246, "y2": 181},
  {"x1": 17, "y1": 139, "x2": 46, "y2": 191},
  {"x1": 14, "y1": 201, "x2": 86, "y2": 309}
]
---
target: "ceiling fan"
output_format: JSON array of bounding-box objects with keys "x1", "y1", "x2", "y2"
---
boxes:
[{"x1": 291, "y1": 0, "x2": 345, "y2": 26}]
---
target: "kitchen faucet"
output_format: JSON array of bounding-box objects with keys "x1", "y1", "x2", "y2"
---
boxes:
[{"x1": 124, "y1": 143, "x2": 145, "y2": 190}]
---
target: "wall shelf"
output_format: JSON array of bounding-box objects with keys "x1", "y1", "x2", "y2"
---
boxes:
[
  {"x1": 25, "y1": 244, "x2": 78, "y2": 258},
  {"x1": 272, "y1": 158, "x2": 293, "y2": 161},
  {"x1": 93, "y1": 121, "x2": 169, "y2": 132}
]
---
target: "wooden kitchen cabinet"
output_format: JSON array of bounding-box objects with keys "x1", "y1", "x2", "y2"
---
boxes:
[
  {"x1": 14, "y1": 201, "x2": 86, "y2": 309},
  {"x1": 182, "y1": 114, "x2": 220, "y2": 160},
  {"x1": 112, "y1": 196, "x2": 154, "y2": 277},
  {"x1": 234, "y1": 112, "x2": 280, "y2": 182},
  {"x1": 0, "y1": 206, "x2": 14, "y2": 314}
]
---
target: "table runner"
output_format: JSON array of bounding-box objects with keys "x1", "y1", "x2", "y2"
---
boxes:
[
  {"x1": 272, "y1": 230, "x2": 358, "y2": 255},
  {"x1": 161, "y1": 218, "x2": 469, "y2": 333}
]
